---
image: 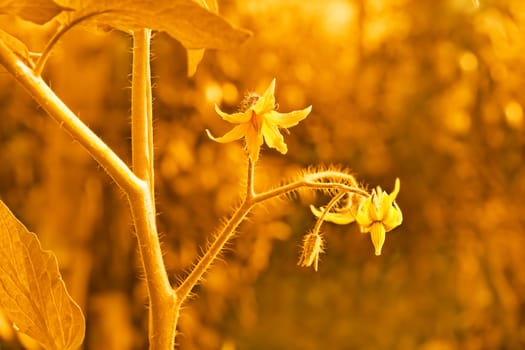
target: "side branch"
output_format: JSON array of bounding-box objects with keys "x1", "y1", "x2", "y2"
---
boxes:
[
  {"x1": 253, "y1": 179, "x2": 369, "y2": 204},
  {"x1": 0, "y1": 38, "x2": 141, "y2": 193},
  {"x1": 176, "y1": 159, "x2": 256, "y2": 304},
  {"x1": 174, "y1": 168, "x2": 368, "y2": 306},
  {"x1": 175, "y1": 200, "x2": 254, "y2": 305}
]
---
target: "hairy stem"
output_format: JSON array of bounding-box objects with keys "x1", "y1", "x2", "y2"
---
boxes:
[
  {"x1": 131, "y1": 29, "x2": 155, "y2": 202},
  {"x1": 174, "y1": 167, "x2": 368, "y2": 308},
  {"x1": 246, "y1": 159, "x2": 255, "y2": 199},
  {"x1": 0, "y1": 38, "x2": 140, "y2": 193},
  {"x1": 253, "y1": 178, "x2": 368, "y2": 203},
  {"x1": 175, "y1": 160, "x2": 255, "y2": 304},
  {"x1": 312, "y1": 191, "x2": 347, "y2": 233},
  {"x1": 131, "y1": 29, "x2": 177, "y2": 350},
  {"x1": 175, "y1": 200, "x2": 254, "y2": 304}
]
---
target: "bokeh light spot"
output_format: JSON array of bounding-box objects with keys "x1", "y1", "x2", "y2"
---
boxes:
[
  {"x1": 445, "y1": 110, "x2": 471, "y2": 135},
  {"x1": 504, "y1": 101, "x2": 523, "y2": 129},
  {"x1": 322, "y1": 0, "x2": 355, "y2": 37},
  {"x1": 221, "y1": 82, "x2": 239, "y2": 105},
  {"x1": 458, "y1": 51, "x2": 478, "y2": 72},
  {"x1": 205, "y1": 82, "x2": 223, "y2": 104}
]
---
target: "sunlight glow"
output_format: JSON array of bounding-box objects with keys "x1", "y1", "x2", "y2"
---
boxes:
[{"x1": 322, "y1": 1, "x2": 355, "y2": 37}]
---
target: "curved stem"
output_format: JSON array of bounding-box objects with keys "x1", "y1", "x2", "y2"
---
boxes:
[
  {"x1": 253, "y1": 178, "x2": 368, "y2": 204},
  {"x1": 34, "y1": 10, "x2": 114, "y2": 76},
  {"x1": 312, "y1": 191, "x2": 347, "y2": 233},
  {"x1": 0, "y1": 38, "x2": 140, "y2": 193}
]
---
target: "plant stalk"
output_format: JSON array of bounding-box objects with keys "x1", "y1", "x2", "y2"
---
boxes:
[{"x1": 131, "y1": 29, "x2": 177, "y2": 349}]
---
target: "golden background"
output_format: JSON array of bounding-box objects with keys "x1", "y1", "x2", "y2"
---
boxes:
[{"x1": 1, "y1": 0, "x2": 524, "y2": 349}]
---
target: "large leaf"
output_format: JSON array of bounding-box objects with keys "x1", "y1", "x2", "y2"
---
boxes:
[
  {"x1": 185, "y1": 0, "x2": 219, "y2": 76},
  {"x1": 57, "y1": 0, "x2": 251, "y2": 50},
  {"x1": 0, "y1": 200, "x2": 85, "y2": 350},
  {"x1": 0, "y1": 0, "x2": 69, "y2": 24}
]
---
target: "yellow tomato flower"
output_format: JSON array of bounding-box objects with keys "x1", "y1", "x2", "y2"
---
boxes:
[
  {"x1": 310, "y1": 179, "x2": 403, "y2": 256},
  {"x1": 355, "y1": 178, "x2": 403, "y2": 256},
  {"x1": 206, "y1": 79, "x2": 312, "y2": 162}
]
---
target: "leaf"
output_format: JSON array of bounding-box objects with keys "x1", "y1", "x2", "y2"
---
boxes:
[
  {"x1": 0, "y1": 0, "x2": 70, "y2": 24},
  {"x1": 0, "y1": 200, "x2": 85, "y2": 350},
  {"x1": 186, "y1": 49, "x2": 205, "y2": 76},
  {"x1": 57, "y1": 0, "x2": 251, "y2": 50},
  {"x1": 185, "y1": 0, "x2": 219, "y2": 76}
]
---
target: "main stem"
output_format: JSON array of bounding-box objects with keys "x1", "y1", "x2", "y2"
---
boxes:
[{"x1": 131, "y1": 29, "x2": 177, "y2": 350}]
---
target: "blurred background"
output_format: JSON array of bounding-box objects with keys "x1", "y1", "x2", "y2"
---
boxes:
[{"x1": 1, "y1": 0, "x2": 525, "y2": 349}]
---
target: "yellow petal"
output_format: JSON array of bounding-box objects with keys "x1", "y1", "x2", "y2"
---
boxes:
[
  {"x1": 262, "y1": 122, "x2": 287, "y2": 154},
  {"x1": 377, "y1": 190, "x2": 393, "y2": 221},
  {"x1": 355, "y1": 198, "x2": 374, "y2": 228},
  {"x1": 253, "y1": 79, "x2": 276, "y2": 113},
  {"x1": 266, "y1": 106, "x2": 312, "y2": 128},
  {"x1": 389, "y1": 178, "x2": 401, "y2": 201},
  {"x1": 370, "y1": 222, "x2": 386, "y2": 256},
  {"x1": 206, "y1": 124, "x2": 248, "y2": 143},
  {"x1": 245, "y1": 124, "x2": 264, "y2": 161},
  {"x1": 383, "y1": 202, "x2": 403, "y2": 231},
  {"x1": 214, "y1": 104, "x2": 251, "y2": 123},
  {"x1": 310, "y1": 205, "x2": 355, "y2": 225}
]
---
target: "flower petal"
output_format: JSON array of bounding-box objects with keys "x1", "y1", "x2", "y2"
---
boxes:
[
  {"x1": 266, "y1": 106, "x2": 312, "y2": 128},
  {"x1": 383, "y1": 202, "x2": 403, "y2": 231},
  {"x1": 214, "y1": 104, "x2": 251, "y2": 123},
  {"x1": 206, "y1": 124, "x2": 248, "y2": 143},
  {"x1": 310, "y1": 205, "x2": 355, "y2": 225},
  {"x1": 389, "y1": 177, "x2": 401, "y2": 201},
  {"x1": 253, "y1": 79, "x2": 276, "y2": 113},
  {"x1": 245, "y1": 124, "x2": 264, "y2": 161},
  {"x1": 370, "y1": 222, "x2": 386, "y2": 256},
  {"x1": 262, "y1": 122, "x2": 287, "y2": 154},
  {"x1": 356, "y1": 197, "x2": 373, "y2": 228}
]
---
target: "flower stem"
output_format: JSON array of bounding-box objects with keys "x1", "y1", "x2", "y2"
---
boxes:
[
  {"x1": 246, "y1": 159, "x2": 255, "y2": 199},
  {"x1": 175, "y1": 200, "x2": 254, "y2": 304},
  {"x1": 175, "y1": 160, "x2": 255, "y2": 304},
  {"x1": 312, "y1": 191, "x2": 347, "y2": 233},
  {"x1": 131, "y1": 29, "x2": 177, "y2": 350},
  {"x1": 253, "y1": 177, "x2": 368, "y2": 204},
  {"x1": 174, "y1": 167, "x2": 368, "y2": 307}
]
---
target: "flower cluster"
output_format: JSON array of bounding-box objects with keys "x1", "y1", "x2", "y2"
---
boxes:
[
  {"x1": 206, "y1": 78, "x2": 403, "y2": 270},
  {"x1": 311, "y1": 178, "x2": 403, "y2": 257}
]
